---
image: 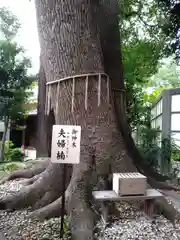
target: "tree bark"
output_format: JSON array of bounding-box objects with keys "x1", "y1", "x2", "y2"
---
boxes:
[
  {"x1": 0, "y1": 162, "x2": 72, "y2": 210},
  {"x1": 0, "y1": 158, "x2": 49, "y2": 184},
  {"x1": 34, "y1": 1, "x2": 136, "y2": 239},
  {"x1": 36, "y1": 59, "x2": 49, "y2": 158}
]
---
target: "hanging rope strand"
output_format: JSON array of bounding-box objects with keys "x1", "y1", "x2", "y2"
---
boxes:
[
  {"x1": 55, "y1": 82, "x2": 60, "y2": 120},
  {"x1": 98, "y1": 73, "x2": 101, "y2": 106},
  {"x1": 45, "y1": 73, "x2": 110, "y2": 114},
  {"x1": 85, "y1": 75, "x2": 88, "y2": 110},
  {"x1": 71, "y1": 77, "x2": 75, "y2": 113}
]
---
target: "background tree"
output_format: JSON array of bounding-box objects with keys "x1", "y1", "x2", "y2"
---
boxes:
[
  {"x1": 0, "y1": 7, "x2": 20, "y2": 40},
  {"x1": 0, "y1": 8, "x2": 34, "y2": 161},
  {"x1": 0, "y1": 40, "x2": 33, "y2": 162},
  {"x1": 148, "y1": 57, "x2": 180, "y2": 88},
  {"x1": 122, "y1": 40, "x2": 162, "y2": 129},
  {"x1": 120, "y1": 0, "x2": 180, "y2": 129},
  {"x1": 128, "y1": 56, "x2": 180, "y2": 131},
  {"x1": 156, "y1": 0, "x2": 180, "y2": 61},
  {"x1": 120, "y1": 0, "x2": 173, "y2": 129}
]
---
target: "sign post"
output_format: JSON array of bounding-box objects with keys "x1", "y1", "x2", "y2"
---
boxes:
[
  {"x1": 51, "y1": 125, "x2": 81, "y2": 238},
  {"x1": 60, "y1": 163, "x2": 66, "y2": 238}
]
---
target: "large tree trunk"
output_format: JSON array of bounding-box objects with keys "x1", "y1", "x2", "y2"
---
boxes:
[
  {"x1": 36, "y1": 57, "x2": 56, "y2": 158},
  {"x1": 34, "y1": 1, "x2": 135, "y2": 239},
  {"x1": 0, "y1": 0, "x2": 135, "y2": 238},
  {"x1": 0, "y1": 1, "x2": 179, "y2": 240}
]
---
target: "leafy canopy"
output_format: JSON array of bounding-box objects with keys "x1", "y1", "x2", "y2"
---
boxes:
[
  {"x1": 0, "y1": 7, "x2": 34, "y2": 123},
  {"x1": 120, "y1": 0, "x2": 180, "y2": 129},
  {"x1": 0, "y1": 7, "x2": 20, "y2": 40},
  {"x1": 156, "y1": 0, "x2": 180, "y2": 61},
  {"x1": 0, "y1": 40, "x2": 33, "y2": 122}
]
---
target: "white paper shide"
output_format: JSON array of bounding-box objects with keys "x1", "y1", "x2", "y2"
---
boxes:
[{"x1": 51, "y1": 125, "x2": 81, "y2": 164}]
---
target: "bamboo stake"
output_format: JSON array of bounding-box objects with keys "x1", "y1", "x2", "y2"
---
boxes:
[
  {"x1": 56, "y1": 82, "x2": 60, "y2": 120},
  {"x1": 85, "y1": 75, "x2": 88, "y2": 110},
  {"x1": 107, "y1": 75, "x2": 110, "y2": 105},
  {"x1": 47, "y1": 85, "x2": 50, "y2": 115},
  {"x1": 48, "y1": 85, "x2": 51, "y2": 115},
  {"x1": 98, "y1": 73, "x2": 101, "y2": 106},
  {"x1": 45, "y1": 84, "x2": 48, "y2": 115},
  {"x1": 71, "y1": 77, "x2": 75, "y2": 113}
]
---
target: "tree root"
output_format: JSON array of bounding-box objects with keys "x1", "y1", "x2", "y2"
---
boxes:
[
  {"x1": 148, "y1": 177, "x2": 180, "y2": 191},
  {"x1": 0, "y1": 159, "x2": 49, "y2": 185},
  {"x1": 66, "y1": 163, "x2": 96, "y2": 240},
  {"x1": 18, "y1": 173, "x2": 43, "y2": 186},
  {"x1": 0, "y1": 163, "x2": 71, "y2": 211},
  {"x1": 33, "y1": 190, "x2": 60, "y2": 209},
  {"x1": 155, "y1": 197, "x2": 180, "y2": 223},
  {"x1": 68, "y1": 186, "x2": 94, "y2": 240},
  {"x1": 30, "y1": 159, "x2": 96, "y2": 238},
  {"x1": 0, "y1": 183, "x2": 46, "y2": 210},
  {"x1": 29, "y1": 184, "x2": 71, "y2": 220},
  {"x1": 30, "y1": 197, "x2": 64, "y2": 220},
  {"x1": 69, "y1": 199, "x2": 94, "y2": 240}
]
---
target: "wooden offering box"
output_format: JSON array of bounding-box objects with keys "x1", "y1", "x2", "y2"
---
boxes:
[{"x1": 113, "y1": 172, "x2": 147, "y2": 196}]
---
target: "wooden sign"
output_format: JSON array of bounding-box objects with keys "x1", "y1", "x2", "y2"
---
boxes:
[{"x1": 51, "y1": 125, "x2": 81, "y2": 164}]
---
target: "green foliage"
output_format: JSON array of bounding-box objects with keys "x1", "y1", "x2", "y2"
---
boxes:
[
  {"x1": 148, "y1": 57, "x2": 180, "y2": 88},
  {"x1": 123, "y1": 40, "x2": 161, "y2": 127},
  {"x1": 0, "y1": 140, "x2": 24, "y2": 162},
  {"x1": 120, "y1": 0, "x2": 178, "y2": 58},
  {"x1": 0, "y1": 41, "x2": 33, "y2": 162},
  {"x1": 0, "y1": 140, "x2": 13, "y2": 162},
  {"x1": 123, "y1": 40, "x2": 160, "y2": 85},
  {"x1": 123, "y1": 40, "x2": 161, "y2": 129},
  {"x1": 0, "y1": 7, "x2": 34, "y2": 124},
  {"x1": 171, "y1": 151, "x2": 180, "y2": 162},
  {"x1": 136, "y1": 127, "x2": 180, "y2": 176},
  {"x1": 3, "y1": 162, "x2": 20, "y2": 172},
  {"x1": 0, "y1": 7, "x2": 34, "y2": 162},
  {"x1": 160, "y1": 138, "x2": 172, "y2": 174},
  {"x1": 120, "y1": 0, "x2": 172, "y2": 129},
  {"x1": 144, "y1": 87, "x2": 165, "y2": 104},
  {"x1": 0, "y1": 40, "x2": 33, "y2": 123},
  {"x1": 119, "y1": 0, "x2": 180, "y2": 129},
  {"x1": 0, "y1": 7, "x2": 20, "y2": 40},
  {"x1": 121, "y1": 0, "x2": 170, "y2": 54},
  {"x1": 63, "y1": 216, "x2": 70, "y2": 234},
  {"x1": 8, "y1": 148, "x2": 25, "y2": 162},
  {"x1": 171, "y1": 138, "x2": 180, "y2": 161},
  {"x1": 136, "y1": 127, "x2": 161, "y2": 171},
  {"x1": 156, "y1": 0, "x2": 180, "y2": 60},
  {"x1": 125, "y1": 55, "x2": 180, "y2": 130}
]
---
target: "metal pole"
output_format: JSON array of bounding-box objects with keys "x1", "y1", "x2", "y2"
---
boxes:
[{"x1": 60, "y1": 164, "x2": 66, "y2": 238}]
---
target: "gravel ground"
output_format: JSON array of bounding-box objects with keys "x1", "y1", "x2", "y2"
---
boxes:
[
  {"x1": 0, "y1": 180, "x2": 70, "y2": 240},
  {"x1": 0, "y1": 180, "x2": 180, "y2": 240}
]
